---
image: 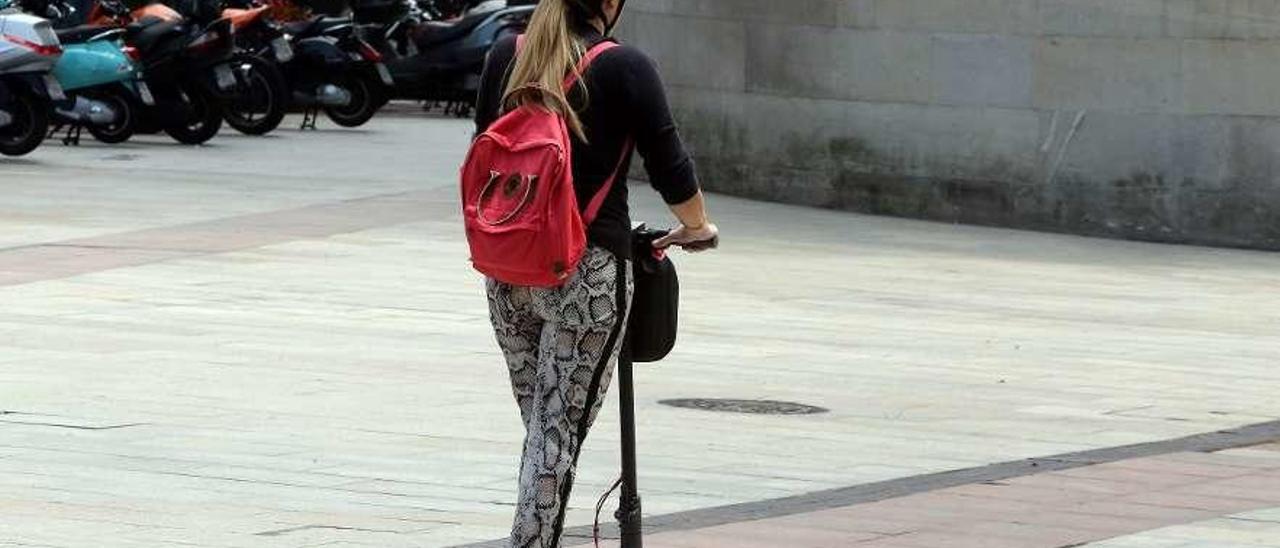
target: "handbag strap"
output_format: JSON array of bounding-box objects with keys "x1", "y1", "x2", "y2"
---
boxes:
[{"x1": 514, "y1": 35, "x2": 632, "y2": 225}]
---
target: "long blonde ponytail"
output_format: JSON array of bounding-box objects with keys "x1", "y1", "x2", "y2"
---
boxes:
[{"x1": 502, "y1": 0, "x2": 590, "y2": 139}]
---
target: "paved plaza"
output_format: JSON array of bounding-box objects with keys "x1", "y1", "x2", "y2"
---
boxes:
[{"x1": 2, "y1": 111, "x2": 1280, "y2": 547}]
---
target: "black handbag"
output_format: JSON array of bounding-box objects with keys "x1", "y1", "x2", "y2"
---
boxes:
[{"x1": 627, "y1": 226, "x2": 679, "y2": 363}]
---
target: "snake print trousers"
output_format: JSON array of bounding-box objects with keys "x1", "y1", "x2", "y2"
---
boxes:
[{"x1": 486, "y1": 246, "x2": 634, "y2": 548}]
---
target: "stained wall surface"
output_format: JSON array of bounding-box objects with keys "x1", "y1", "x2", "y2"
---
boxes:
[{"x1": 618, "y1": 0, "x2": 1280, "y2": 249}]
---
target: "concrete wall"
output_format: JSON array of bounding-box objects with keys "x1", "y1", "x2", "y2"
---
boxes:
[{"x1": 616, "y1": 0, "x2": 1280, "y2": 250}]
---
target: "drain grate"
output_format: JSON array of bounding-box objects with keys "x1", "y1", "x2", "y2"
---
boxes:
[{"x1": 658, "y1": 398, "x2": 828, "y2": 415}]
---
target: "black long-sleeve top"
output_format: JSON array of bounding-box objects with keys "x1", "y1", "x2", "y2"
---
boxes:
[{"x1": 474, "y1": 29, "x2": 700, "y2": 260}]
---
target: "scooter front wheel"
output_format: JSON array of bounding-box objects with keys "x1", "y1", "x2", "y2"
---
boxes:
[
  {"x1": 323, "y1": 73, "x2": 383, "y2": 128},
  {"x1": 86, "y1": 89, "x2": 137, "y2": 145},
  {"x1": 0, "y1": 92, "x2": 49, "y2": 157},
  {"x1": 164, "y1": 83, "x2": 223, "y2": 145},
  {"x1": 223, "y1": 55, "x2": 288, "y2": 136}
]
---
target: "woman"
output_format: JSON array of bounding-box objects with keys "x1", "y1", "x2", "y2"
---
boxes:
[{"x1": 473, "y1": 0, "x2": 718, "y2": 546}]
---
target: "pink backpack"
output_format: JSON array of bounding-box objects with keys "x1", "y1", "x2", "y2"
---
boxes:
[{"x1": 460, "y1": 38, "x2": 628, "y2": 287}]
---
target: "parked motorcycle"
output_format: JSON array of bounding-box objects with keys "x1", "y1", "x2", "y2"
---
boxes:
[
  {"x1": 88, "y1": 0, "x2": 234, "y2": 144},
  {"x1": 355, "y1": 0, "x2": 532, "y2": 114},
  {"x1": 173, "y1": 0, "x2": 288, "y2": 135},
  {"x1": 283, "y1": 10, "x2": 392, "y2": 127},
  {"x1": 18, "y1": 0, "x2": 154, "y2": 144},
  {"x1": 215, "y1": 0, "x2": 393, "y2": 132},
  {"x1": 50, "y1": 26, "x2": 156, "y2": 143},
  {"x1": 0, "y1": 0, "x2": 63, "y2": 155}
]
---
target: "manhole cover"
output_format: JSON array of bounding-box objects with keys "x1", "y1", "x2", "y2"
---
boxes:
[{"x1": 658, "y1": 398, "x2": 828, "y2": 415}]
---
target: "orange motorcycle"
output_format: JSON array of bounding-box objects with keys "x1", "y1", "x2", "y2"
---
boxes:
[{"x1": 186, "y1": 1, "x2": 293, "y2": 134}]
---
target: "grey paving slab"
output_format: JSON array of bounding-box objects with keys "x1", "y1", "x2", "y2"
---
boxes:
[
  {"x1": 1084, "y1": 511, "x2": 1280, "y2": 547},
  {"x1": 2, "y1": 110, "x2": 1280, "y2": 547}
]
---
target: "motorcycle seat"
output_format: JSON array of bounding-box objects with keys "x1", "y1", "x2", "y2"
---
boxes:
[
  {"x1": 126, "y1": 17, "x2": 183, "y2": 55},
  {"x1": 284, "y1": 16, "x2": 353, "y2": 38},
  {"x1": 410, "y1": 10, "x2": 489, "y2": 48},
  {"x1": 222, "y1": 6, "x2": 269, "y2": 29},
  {"x1": 55, "y1": 25, "x2": 123, "y2": 44}
]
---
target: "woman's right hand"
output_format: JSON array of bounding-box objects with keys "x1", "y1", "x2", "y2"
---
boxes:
[{"x1": 653, "y1": 223, "x2": 719, "y2": 252}]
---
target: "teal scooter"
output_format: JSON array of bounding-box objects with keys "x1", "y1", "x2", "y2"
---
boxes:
[{"x1": 21, "y1": 0, "x2": 153, "y2": 144}]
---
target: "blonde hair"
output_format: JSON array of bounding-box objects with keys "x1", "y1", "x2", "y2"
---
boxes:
[{"x1": 502, "y1": 0, "x2": 593, "y2": 139}]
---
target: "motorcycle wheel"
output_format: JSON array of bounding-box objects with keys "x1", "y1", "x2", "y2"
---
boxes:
[
  {"x1": 451, "y1": 101, "x2": 472, "y2": 119},
  {"x1": 223, "y1": 56, "x2": 288, "y2": 136},
  {"x1": 85, "y1": 89, "x2": 137, "y2": 144},
  {"x1": 323, "y1": 73, "x2": 383, "y2": 128},
  {"x1": 163, "y1": 83, "x2": 223, "y2": 145},
  {"x1": 0, "y1": 93, "x2": 49, "y2": 157}
]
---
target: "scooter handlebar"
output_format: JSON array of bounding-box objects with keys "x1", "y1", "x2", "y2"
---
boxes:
[
  {"x1": 632, "y1": 224, "x2": 718, "y2": 252},
  {"x1": 631, "y1": 225, "x2": 669, "y2": 249}
]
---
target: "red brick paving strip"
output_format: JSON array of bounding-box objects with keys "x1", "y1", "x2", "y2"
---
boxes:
[
  {"x1": 579, "y1": 451, "x2": 1280, "y2": 547},
  {"x1": 0, "y1": 190, "x2": 441, "y2": 286}
]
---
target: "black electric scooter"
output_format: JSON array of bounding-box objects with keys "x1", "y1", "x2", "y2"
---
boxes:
[
  {"x1": 615, "y1": 318, "x2": 648, "y2": 548},
  {"x1": 608, "y1": 225, "x2": 716, "y2": 548}
]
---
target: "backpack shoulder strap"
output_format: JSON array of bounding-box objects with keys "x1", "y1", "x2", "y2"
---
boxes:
[
  {"x1": 573, "y1": 40, "x2": 628, "y2": 225},
  {"x1": 512, "y1": 34, "x2": 620, "y2": 93},
  {"x1": 582, "y1": 136, "x2": 633, "y2": 225},
  {"x1": 563, "y1": 40, "x2": 619, "y2": 91}
]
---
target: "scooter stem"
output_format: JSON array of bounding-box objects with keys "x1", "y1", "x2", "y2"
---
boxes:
[{"x1": 615, "y1": 349, "x2": 643, "y2": 548}]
